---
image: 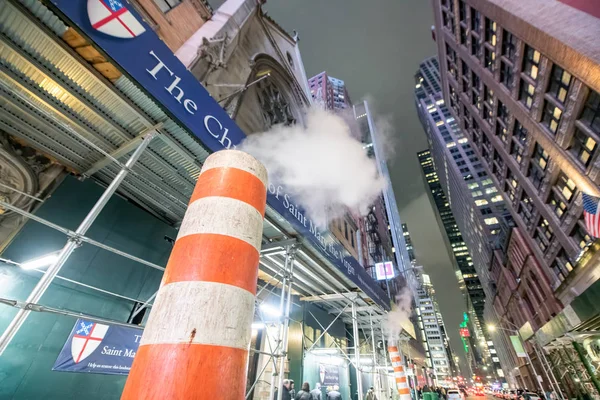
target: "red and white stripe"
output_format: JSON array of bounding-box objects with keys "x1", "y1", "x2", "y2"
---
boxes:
[
  {"x1": 388, "y1": 345, "x2": 412, "y2": 400},
  {"x1": 121, "y1": 150, "x2": 267, "y2": 400},
  {"x1": 585, "y1": 209, "x2": 600, "y2": 238}
]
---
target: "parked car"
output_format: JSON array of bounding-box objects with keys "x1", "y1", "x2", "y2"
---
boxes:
[
  {"x1": 507, "y1": 390, "x2": 519, "y2": 400},
  {"x1": 519, "y1": 392, "x2": 541, "y2": 400},
  {"x1": 447, "y1": 389, "x2": 463, "y2": 400}
]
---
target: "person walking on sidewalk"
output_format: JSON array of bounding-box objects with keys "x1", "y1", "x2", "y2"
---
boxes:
[
  {"x1": 274, "y1": 379, "x2": 293, "y2": 400},
  {"x1": 295, "y1": 382, "x2": 312, "y2": 400},
  {"x1": 311, "y1": 383, "x2": 322, "y2": 400},
  {"x1": 365, "y1": 386, "x2": 378, "y2": 400}
]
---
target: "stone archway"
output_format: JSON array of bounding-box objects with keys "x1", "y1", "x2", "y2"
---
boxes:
[{"x1": 229, "y1": 54, "x2": 307, "y2": 134}]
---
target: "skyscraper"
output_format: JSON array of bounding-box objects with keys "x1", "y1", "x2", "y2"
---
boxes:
[
  {"x1": 418, "y1": 149, "x2": 501, "y2": 379},
  {"x1": 418, "y1": 149, "x2": 486, "y2": 319},
  {"x1": 402, "y1": 223, "x2": 416, "y2": 262},
  {"x1": 308, "y1": 71, "x2": 352, "y2": 111},
  {"x1": 416, "y1": 272, "x2": 453, "y2": 384},
  {"x1": 431, "y1": 0, "x2": 600, "y2": 395}
]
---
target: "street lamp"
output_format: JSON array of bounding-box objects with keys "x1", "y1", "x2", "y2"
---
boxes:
[{"x1": 487, "y1": 323, "x2": 544, "y2": 392}]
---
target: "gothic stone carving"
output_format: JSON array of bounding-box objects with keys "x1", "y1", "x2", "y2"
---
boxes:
[{"x1": 0, "y1": 134, "x2": 64, "y2": 251}]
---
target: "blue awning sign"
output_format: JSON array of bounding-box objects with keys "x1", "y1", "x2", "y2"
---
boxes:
[{"x1": 50, "y1": 0, "x2": 390, "y2": 310}]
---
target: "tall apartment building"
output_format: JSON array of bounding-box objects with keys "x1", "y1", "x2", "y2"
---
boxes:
[
  {"x1": 417, "y1": 273, "x2": 452, "y2": 384},
  {"x1": 416, "y1": 57, "x2": 514, "y2": 300},
  {"x1": 402, "y1": 223, "x2": 416, "y2": 262},
  {"x1": 418, "y1": 149, "x2": 503, "y2": 380},
  {"x1": 418, "y1": 150, "x2": 487, "y2": 320},
  {"x1": 431, "y1": 0, "x2": 600, "y2": 396},
  {"x1": 308, "y1": 71, "x2": 352, "y2": 111}
]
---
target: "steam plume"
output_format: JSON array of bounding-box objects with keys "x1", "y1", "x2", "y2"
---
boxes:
[
  {"x1": 382, "y1": 286, "x2": 413, "y2": 344},
  {"x1": 240, "y1": 108, "x2": 386, "y2": 226}
]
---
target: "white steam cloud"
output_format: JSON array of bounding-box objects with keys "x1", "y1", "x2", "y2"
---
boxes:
[
  {"x1": 240, "y1": 108, "x2": 386, "y2": 227},
  {"x1": 382, "y1": 286, "x2": 413, "y2": 343}
]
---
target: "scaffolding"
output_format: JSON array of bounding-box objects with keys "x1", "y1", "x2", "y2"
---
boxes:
[{"x1": 0, "y1": 1, "x2": 407, "y2": 397}]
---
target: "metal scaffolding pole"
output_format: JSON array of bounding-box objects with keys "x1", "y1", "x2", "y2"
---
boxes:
[
  {"x1": 370, "y1": 312, "x2": 382, "y2": 400},
  {"x1": 269, "y1": 253, "x2": 288, "y2": 400},
  {"x1": 381, "y1": 321, "x2": 390, "y2": 399},
  {"x1": 276, "y1": 246, "x2": 296, "y2": 400},
  {"x1": 0, "y1": 131, "x2": 156, "y2": 355},
  {"x1": 353, "y1": 301, "x2": 364, "y2": 400},
  {"x1": 533, "y1": 340, "x2": 564, "y2": 399},
  {"x1": 537, "y1": 342, "x2": 565, "y2": 400}
]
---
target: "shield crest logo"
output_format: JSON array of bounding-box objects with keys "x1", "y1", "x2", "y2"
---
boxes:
[
  {"x1": 87, "y1": 0, "x2": 146, "y2": 39},
  {"x1": 70, "y1": 320, "x2": 109, "y2": 363}
]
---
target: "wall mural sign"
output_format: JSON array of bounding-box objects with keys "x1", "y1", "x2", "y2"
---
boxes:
[
  {"x1": 319, "y1": 363, "x2": 340, "y2": 387},
  {"x1": 50, "y1": 0, "x2": 390, "y2": 310},
  {"x1": 52, "y1": 319, "x2": 143, "y2": 375}
]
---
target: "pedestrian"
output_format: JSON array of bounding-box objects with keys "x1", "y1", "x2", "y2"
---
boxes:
[
  {"x1": 274, "y1": 379, "x2": 293, "y2": 400},
  {"x1": 295, "y1": 382, "x2": 312, "y2": 400},
  {"x1": 366, "y1": 386, "x2": 378, "y2": 400},
  {"x1": 311, "y1": 383, "x2": 322, "y2": 400},
  {"x1": 327, "y1": 385, "x2": 342, "y2": 400},
  {"x1": 290, "y1": 380, "x2": 296, "y2": 399},
  {"x1": 417, "y1": 386, "x2": 422, "y2": 399},
  {"x1": 423, "y1": 385, "x2": 431, "y2": 393}
]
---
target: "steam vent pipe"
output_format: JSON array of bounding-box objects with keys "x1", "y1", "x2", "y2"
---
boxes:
[
  {"x1": 388, "y1": 345, "x2": 412, "y2": 400},
  {"x1": 121, "y1": 150, "x2": 268, "y2": 400}
]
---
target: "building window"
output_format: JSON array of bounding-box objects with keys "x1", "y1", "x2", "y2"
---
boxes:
[
  {"x1": 533, "y1": 143, "x2": 550, "y2": 170},
  {"x1": 501, "y1": 30, "x2": 517, "y2": 62},
  {"x1": 460, "y1": 26, "x2": 468, "y2": 46},
  {"x1": 573, "y1": 220, "x2": 593, "y2": 250},
  {"x1": 554, "y1": 171, "x2": 577, "y2": 202},
  {"x1": 542, "y1": 100, "x2": 563, "y2": 134},
  {"x1": 528, "y1": 143, "x2": 549, "y2": 189},
  {"x1": 496, "y1": 121, "x2": 508, "y2": 144},
  {"x1": 471, "y1": 38, "x2": 481, "y2": 58},
  {"x1": 484, "y1": 47, "x2": 496, "y2": 72},
  {"x1": 513, "y1": 120, "x2": 529, "y2": 145},
  {"x1": 497, "y1": 101, "x2": 509, "y2": 125},
  {"x1": 548, "y1": 65, "x2": 572, "y2": 104},
  {"x1": 500, "y1": 61, "x2": 513, "y2": 89},
  {"x1": 153, "y1": 0, "x2": 181, "y2": 12},
  {"x1": 471, "y1": 9, "x2": 481, "y2": 33},
  {"x1": 552, "y1": 249, "x2": 574, "y2": 285},
  {"x1": 443, "y1": 10, "x2": 456, "y2": 34},
  {"x1": 522, "y1": 46, "x2": 541, "y2": 80},
  {"x1": 519, "y1": 192, "x2": 536, "y2": 227},
  {"x1": 569, "y1": 128, "x2": 598, "y2": 168},
  {"x1": 459, "y1": 0, "x2": 467, "y2": 22},
  {"x1": 548, "y1": 191, "x2": 568, "y2": 220},
  {"x1": 535, "y1": 218, "x2": 554, "y2": 253},
  {"x1": 519, "y1": 80, "x2": 535, "y2": 109},
  {"x1": 511, "y1": 140, "x2": 526, "y2": 164},
  {"x1": 579, "y1": 90, "x2": 600, "y2": 135},
  {"x1": 485, "y1": 18, "x2": 497, "y2": 46}
]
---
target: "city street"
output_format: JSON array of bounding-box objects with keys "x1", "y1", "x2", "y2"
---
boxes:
[{"x1": 0, "y1": 0, "x2": 599, "y2": 399}]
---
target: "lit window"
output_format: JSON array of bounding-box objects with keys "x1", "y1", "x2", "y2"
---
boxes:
[
  {"x1": 458, "y1": 138, "x2": 468, "y2": 144},
  {"x1": 542, "y1": 101, "x2": 563, "y2": 134},
  {"x1": 579, "y1": 90, "x2": 600, "y2": 135},
  {"x1": 570, "y1": 128, "x2": 598, "y2": 168},
  {"x1": 485, "y1": 187, "x2": 498, "y2": 194},
  {"x1": 447, "y1": 142, "x2": 456, "y2": 148},
  {"x1": 555, "y1": 171, "x2": 577, "y2": 202},
  {"x1": 548, "y1": 65, "x2": 572, "y2": 104},
  {"x1": 484, "y1": 217, "x2": 499, "y2": 225},
  {"x1": 491, "y1": 195, "x2": 503, "y2": 202},
  {"x1": 436, "y1": 120, "x2": 445, "y2": 126},
  {"x1": 522, "y1": 45, "x2": 541, "y2": 80},
  {"x1": 475, "y1": 199, "x2": 489, "y2": 206},
  {"x1": 468, "y1": 182, "x2": 480, "y2": 189}
]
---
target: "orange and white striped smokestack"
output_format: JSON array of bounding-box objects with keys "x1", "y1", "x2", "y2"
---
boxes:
[
  {"x1": 388, "y1": 345, "x2": 412, "y2": 400},
  {"x1": 121, "y1": 150, "x2": 267, "y2": 400}
]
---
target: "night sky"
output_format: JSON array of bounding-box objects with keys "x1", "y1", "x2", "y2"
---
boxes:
[{"x1": 208, "y1": 0, "x2": 470, "y2": 373}]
